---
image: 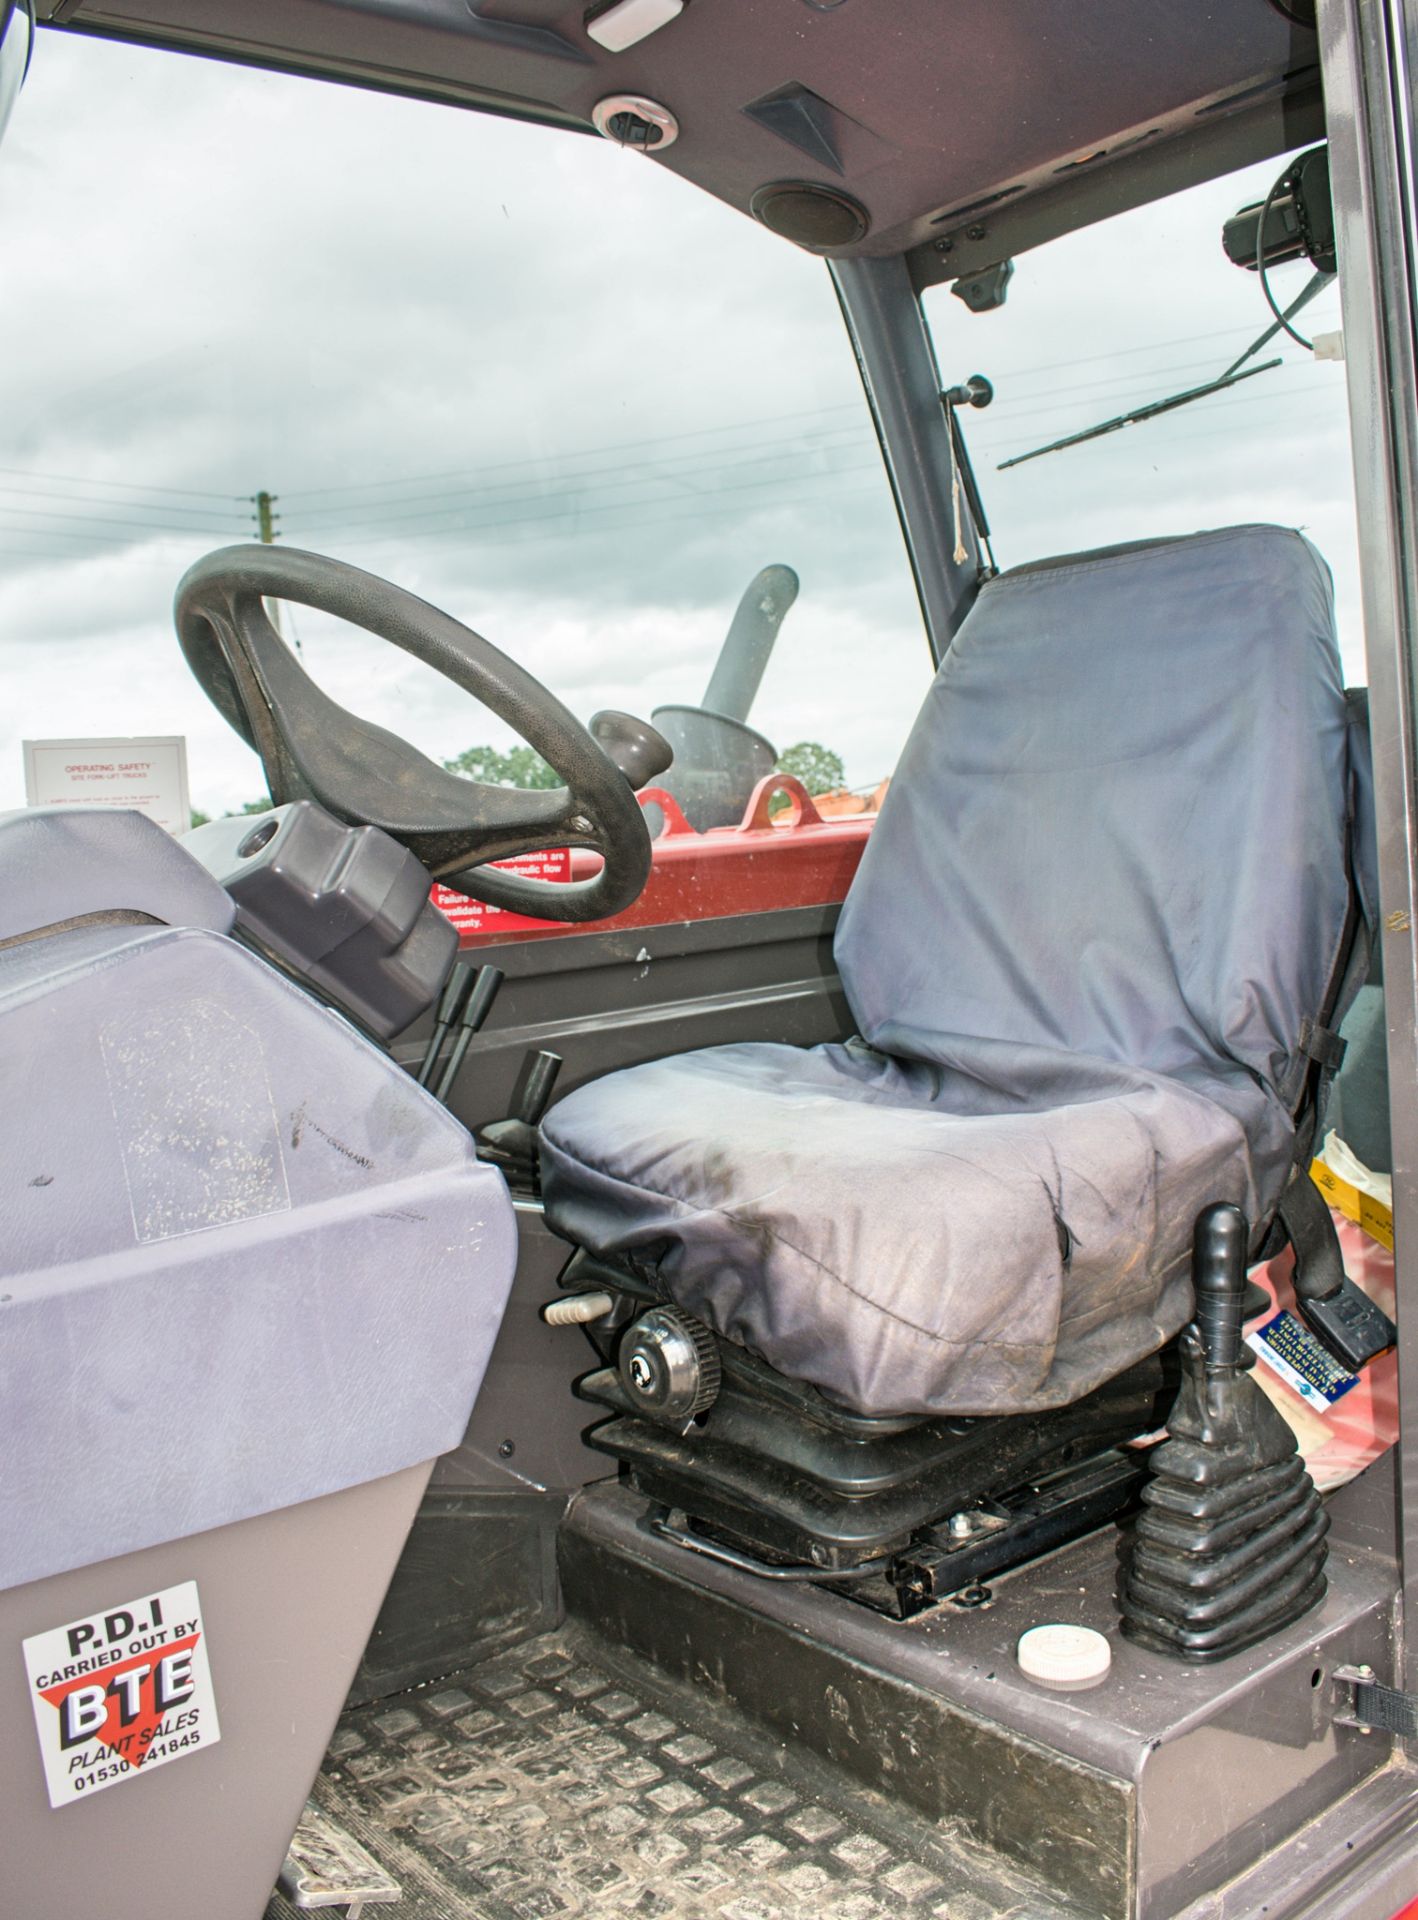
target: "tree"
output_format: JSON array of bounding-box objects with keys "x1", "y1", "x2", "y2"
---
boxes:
[
  {"x1": 188, "y1": 797, "x2": 271, "y2": 827},
  {"x1": 443, "y1": 744, "x2": 559, "y2": 789},
  {"x1": 774, "y1": 741, "x2": 845, "y2": 796}
]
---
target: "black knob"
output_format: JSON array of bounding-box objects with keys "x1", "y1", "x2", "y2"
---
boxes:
[
  {"x1": 515, "y1": 1050, "x2": 563, "y2": 1127},
  {"x1": 1192, "y1": 1202, "x2": 1250, "y2": 1370},
  {"x1": 590, "y1": 711, "x2": 674, "y2": 791}
]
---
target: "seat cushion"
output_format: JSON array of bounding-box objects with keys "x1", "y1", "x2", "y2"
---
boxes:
[{"x1": 540, "y1": 1038, "x2": 1255, "y2": 1417}]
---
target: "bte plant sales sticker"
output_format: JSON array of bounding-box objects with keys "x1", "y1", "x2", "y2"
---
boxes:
[{"x1": 22, "y1": 1579, "x2": 220, "y2": 1808}]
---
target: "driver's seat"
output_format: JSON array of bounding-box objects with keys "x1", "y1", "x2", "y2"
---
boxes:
[{"x1": 539, "y1": 527, "x2": 1372, "y2": 1570}]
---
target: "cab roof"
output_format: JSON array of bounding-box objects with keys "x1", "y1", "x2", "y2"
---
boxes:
[{"x1": 39, "y1": 0, "x2": 1324, "y2": 283}]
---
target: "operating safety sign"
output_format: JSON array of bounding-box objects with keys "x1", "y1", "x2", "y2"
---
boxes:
[{"x1": 22, "y1": 1580, "x2": 220, "y2": 1809}]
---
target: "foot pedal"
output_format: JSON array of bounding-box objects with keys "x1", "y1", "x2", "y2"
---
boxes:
[{"x1": 278, "y1": 1801, "x2": 400, "y2": 1914}]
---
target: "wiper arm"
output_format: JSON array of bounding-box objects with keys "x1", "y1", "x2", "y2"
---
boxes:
[
  {"x1": 999, "y1": 268, "x2": 1335, "y2": 473},
  {"x1": 998, "y1": 359, "x2": 1282, "y2": 470},
  {"x1": 1221, "y1": 269, "x2": 1334, "y2": 376}
]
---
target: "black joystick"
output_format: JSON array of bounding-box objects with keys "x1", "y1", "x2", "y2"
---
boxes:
[
  {"x1": 477, "y1": 1049, "x2": 564, "y2": 1187},
  {"x1": 1119, "y1": 1203, "x2": 1329, "y2": 1662}
]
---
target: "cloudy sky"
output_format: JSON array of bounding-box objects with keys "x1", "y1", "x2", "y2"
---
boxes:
[{"x1": 0, "y1": 26, "x2": 1356, "y2": 819}]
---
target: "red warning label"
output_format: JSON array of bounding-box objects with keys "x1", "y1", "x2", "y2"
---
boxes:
[
  {"x1": 432, "y1": 847, "x2": 572, "y2": 934},
  {"x1": 23, "y1": 1579, "x2": 220, "y2": 1809}
]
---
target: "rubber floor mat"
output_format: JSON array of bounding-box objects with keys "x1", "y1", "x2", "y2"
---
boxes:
[{"x1": 265, "y1": 1624, "x2": 1089, "y2": 1920}]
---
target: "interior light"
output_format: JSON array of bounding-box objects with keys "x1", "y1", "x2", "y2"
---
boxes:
[{"x1": 586, "y1": 0, "x2": 685, "y2": 54}]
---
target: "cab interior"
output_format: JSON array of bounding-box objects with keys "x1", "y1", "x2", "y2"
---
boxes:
[{"x1": 3, "y1": 4, "x2": 1417, "y2": 1918}]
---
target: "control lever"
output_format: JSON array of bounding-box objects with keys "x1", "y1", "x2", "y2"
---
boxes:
[
  {"x1": 477, "y1": 1049, "x2": 563, "y2": 1183},
  {"x1": 433, "y1": 964, "x2": 505, "y2": 1104},
  {"x1": 415, "y1": 960, "x2": 474, "y2": 1087}
]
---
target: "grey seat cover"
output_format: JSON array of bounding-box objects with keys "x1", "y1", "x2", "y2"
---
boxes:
[
  {"x1": 3, "y1": 877, "x2": 517, "y2": 1590},
  {"x1": 0, "y1": 805, "x2": 236, "y2": 942},
  {"x1": 541, "y1": 526, "x2": 1357, "y2": 1418}
]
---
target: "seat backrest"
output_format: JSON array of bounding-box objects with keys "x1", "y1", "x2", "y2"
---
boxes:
[{"x1": 836, "y1": 526, "x2": 1356, "y2": 1134}]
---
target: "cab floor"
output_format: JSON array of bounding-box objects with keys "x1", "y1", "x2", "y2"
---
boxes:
[{"x1": 264, "y1": 1624, "x2": 1087, "y2": 1920}]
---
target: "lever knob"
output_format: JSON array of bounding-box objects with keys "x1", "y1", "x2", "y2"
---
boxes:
[
  {"x1": 515, "y1": 1050, "x2": 563, "y2": 1127},
  {"x1": 590, "y1": 710, "x2": 674, "y2": 791},
  {"x1": 1192, "y1": 1202, "x2": 1250, "y2": 1371}
]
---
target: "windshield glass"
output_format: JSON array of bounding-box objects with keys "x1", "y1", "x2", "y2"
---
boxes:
[
  {"x1": 0, "y1": 31, "x2": 928, "y2": 893},
  {"x1": 922, "y1": 152, "x2": 1362, "y2": 681}
]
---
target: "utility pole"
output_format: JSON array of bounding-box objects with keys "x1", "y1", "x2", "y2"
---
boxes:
[
  {"x1": 249, "y1": 489, "x2": 298, "y2": 650},
  {"x1": 252, "y1": 489, "x2": 279, "y2": 544}
]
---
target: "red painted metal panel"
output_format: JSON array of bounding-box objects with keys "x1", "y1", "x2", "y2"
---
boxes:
[{"x1": 435, "y1": 774, "x2": 878, "y2": 947}]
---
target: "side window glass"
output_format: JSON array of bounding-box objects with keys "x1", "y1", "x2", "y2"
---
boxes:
[{"x1": 921, "y1": 152, "x2": 1363, "y2": 686}]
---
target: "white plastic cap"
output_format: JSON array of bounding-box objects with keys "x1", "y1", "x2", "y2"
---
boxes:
[
  {"x1": 1016, "y1": 1624, "x2": 1113, "y2": 1691},
  {"x1": 587, "y1": 0, "x2": 684, "y2": 53}
]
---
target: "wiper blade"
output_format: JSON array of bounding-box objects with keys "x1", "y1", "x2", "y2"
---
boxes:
[{"x1": 997, "y1": 357, "x2": 1282, "y2": 471}]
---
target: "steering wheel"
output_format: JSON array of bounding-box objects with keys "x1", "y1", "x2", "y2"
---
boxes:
[{"x1": 175, "y1": 544, "x2": 656, "y2": 922}]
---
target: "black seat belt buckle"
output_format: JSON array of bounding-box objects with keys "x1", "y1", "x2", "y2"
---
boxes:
[{"x1": 1295, "y1": 1276, "x2": 1396, "y2": 1373}]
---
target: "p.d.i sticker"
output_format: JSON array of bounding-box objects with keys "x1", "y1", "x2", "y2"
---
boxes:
[{"x1": 23, "y1": 1579, "x2": 220, "y2": 1809}]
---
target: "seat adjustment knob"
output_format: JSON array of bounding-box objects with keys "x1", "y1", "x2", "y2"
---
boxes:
[{"x1": 619, "y1": 1307, "x2": 721, "y2": 1424}]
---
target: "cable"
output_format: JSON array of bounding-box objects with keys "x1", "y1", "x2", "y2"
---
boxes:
[
  {"x1": 278, "y1": 402, "x2": 866, "y2": 504},
  {"x1": 0, "y1": 504, "x2": 238, "y2": 538},
  {"x1": 288, "y1": 427, "x2": 867, "y2": 531},
  {"x1": 0, "y1": 482, "x2": 238, "y2": 524},
  {"x1": 291, "y1": 457, "x2": 883, "y2": 549},
  {"x1": 1256, "y1": 161, "x2": 1316, "y2": 352},
  {"x1": 0, "y1": 463, "x2": 238, "y2": 501},
  {"x1": 278, "y1": 324, "x2": 1306, "y2": 505}
]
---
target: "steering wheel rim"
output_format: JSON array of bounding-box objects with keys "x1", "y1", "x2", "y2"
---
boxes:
[{"x1": 175, "y1": 544, "x2": 652, "y2": 922}]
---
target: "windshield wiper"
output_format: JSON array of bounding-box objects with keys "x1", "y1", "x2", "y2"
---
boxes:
[
  {"x1": 999, "y1": 269, "x2": 1332, "y2": 471},
  {"x1": 997, "y1": 359, "x2": 1282, "y2": 470}
]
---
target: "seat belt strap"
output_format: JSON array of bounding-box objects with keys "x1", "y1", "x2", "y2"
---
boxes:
[{"x1": 1275, "y1": 1172, "x2": 1396, "y2": 1371}]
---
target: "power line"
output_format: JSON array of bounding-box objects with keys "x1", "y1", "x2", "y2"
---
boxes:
[
  {"x1": 0, "y1": 504, "x2": 237, "y2": 538},
  {"x1": 0, "y1": 481, "x2": 238, "y2": 525},
  {"x1": 279, "y1": 326, "x2": 1290, "y2": 506},
  {"x1": 0, "y1": 463, "x2": 240, "y2": 501},
  {"x1": 276, "y1": 402, "x2": 868, "y2": 504},
  {"x1": 290, "y1": 437, "x2": 869, "y2": 536},
  {"x1": 289, "y1": 453, "x2": 882, "y2": 547}
]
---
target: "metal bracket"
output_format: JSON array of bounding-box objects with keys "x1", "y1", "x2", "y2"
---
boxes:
[{"x1": 1333, "y1": 1664, "x2": 1416, "y2": 1736}]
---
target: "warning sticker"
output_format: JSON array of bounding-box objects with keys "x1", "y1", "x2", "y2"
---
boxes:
[
  {"x1": 432, "y1": 847, "x2": 573, "y2": 936},
  {"x1": 1248, "y1": 1309, "x2": 1360, "y2": 1410},
  {"x1": 23, "y1": 1580, "x2": 220, "y2": 1809}
]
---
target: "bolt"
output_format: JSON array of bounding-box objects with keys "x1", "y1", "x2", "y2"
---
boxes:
[
  {"x1": 965, "y1": 223, "x2": 987, "y2": 242},
  {"x1": 570, "y1": 815, "x2": 594, "y2": 835},
  {"x1": 934, "y1": 236, "x2": 955, "y2": 254},
  {"x1": 498, "y1": 1439, "x2": 515, "y2": 1458}
]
